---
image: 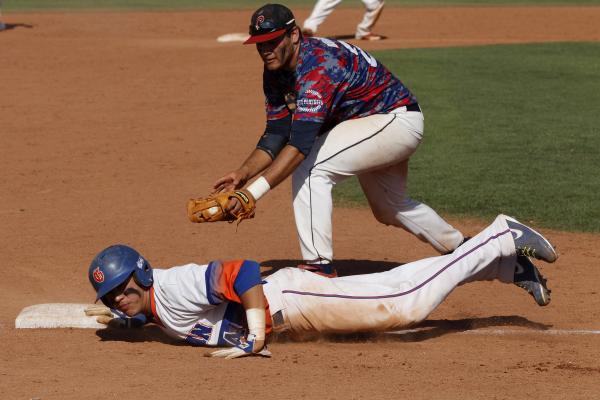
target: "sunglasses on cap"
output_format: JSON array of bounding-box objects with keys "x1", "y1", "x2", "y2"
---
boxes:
[{"x1": 244, "y1": 3, "x2": 297, "y2": 44}]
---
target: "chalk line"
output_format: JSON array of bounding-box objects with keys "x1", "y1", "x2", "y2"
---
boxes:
[
  {"x1": 461, "y1": 329, "x2": 600, "y2": 336},
  {"x1": 391, "y1": 328, "x2": 600, "y2": 336}
]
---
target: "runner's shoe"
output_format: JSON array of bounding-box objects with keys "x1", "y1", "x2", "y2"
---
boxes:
[{"x1": 505, "y1": 216, "x2": 558, "y2": 263}]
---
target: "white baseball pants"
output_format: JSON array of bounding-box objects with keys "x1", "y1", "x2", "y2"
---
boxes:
[
  {"x1": 263, "y1": 215, "x2": 516, "y2": 335},
  {"x1": 291, "y1": 106, "x2": 464, "y2": 264},
  {"x1": 302, "y1": 0, "x2": 385, "y2": 38}
]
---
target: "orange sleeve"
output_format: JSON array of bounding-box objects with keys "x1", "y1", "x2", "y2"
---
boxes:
[{"x1": 216, "y1": 260, "x2": 245, "y2": 303}]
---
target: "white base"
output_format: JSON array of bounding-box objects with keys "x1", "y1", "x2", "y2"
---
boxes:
[
  {"x1": 15, "y1": 303, "x2": 106, "y2": 329},
  {"x1": 216, "y1": 32, "x2": 249, "y2": 43}
]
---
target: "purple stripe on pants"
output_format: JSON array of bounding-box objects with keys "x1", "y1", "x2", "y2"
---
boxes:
[{"x1": 281, "y1": 229, "x2": 511, "y2": 300}]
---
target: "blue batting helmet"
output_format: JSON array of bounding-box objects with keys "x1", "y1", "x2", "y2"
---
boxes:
[{"x1": 88, "y1": 244, "x2": 153, "y2": 306}]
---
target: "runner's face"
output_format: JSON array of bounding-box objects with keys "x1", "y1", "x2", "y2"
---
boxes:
[{"x1": 103, "y1": 276, "x2": 145, "y2": 316}]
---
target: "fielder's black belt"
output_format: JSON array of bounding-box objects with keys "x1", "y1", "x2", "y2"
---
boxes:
[{"x1": 406, "y1": 103, "x2": 421, "y2": 112}]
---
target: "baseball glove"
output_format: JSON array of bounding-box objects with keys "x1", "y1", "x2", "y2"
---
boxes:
[{"x1": 187, "y1": 189, "x2": 256, "y2": 224}]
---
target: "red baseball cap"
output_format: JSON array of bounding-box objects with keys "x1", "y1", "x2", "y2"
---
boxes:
[{"x1": 244, "y1": 4, "x2": 297, "y2": 45}]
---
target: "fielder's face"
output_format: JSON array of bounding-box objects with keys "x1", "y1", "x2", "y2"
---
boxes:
[
  {"x1": 104, "y1": 276, "x2": 146, "y2": 317},
  {"x1": 256, "y1": 27, "x2": 300, "y2": 71}
]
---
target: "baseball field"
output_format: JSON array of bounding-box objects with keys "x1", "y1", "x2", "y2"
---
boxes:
[{"x1": 1, "y1": 1, "x2": 599, "y2": 398}]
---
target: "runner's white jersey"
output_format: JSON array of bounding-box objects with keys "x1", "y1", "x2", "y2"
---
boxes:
[{"x1": 150, "y1": 260, "x2": 267, "y2": 347}]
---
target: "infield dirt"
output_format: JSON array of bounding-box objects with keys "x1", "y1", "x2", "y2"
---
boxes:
[{"x1": 1, "y1": 6, "x2": 599, "y2": 399}]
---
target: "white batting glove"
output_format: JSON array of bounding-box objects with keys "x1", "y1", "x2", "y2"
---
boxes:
[
  {"x1": 84, "y1": 304, "x2": 115, "y2": 325},
  {"x1": 209, "y1": 334, "x2": 272, "y2": 359}
]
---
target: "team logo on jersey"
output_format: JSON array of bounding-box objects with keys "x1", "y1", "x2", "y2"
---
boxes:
[
  {"x1": 185, "y1": 323, "x2": 213, "y2": 346},
  {"x1": 92, "y1": 266, "x2": 104, "y2": 283},
  {"x1": 255, "y1": 15, "x2": 265, "y2": 30},
  {"x1": 297, "y1": 89, "x2": 323, "y2": 113}
]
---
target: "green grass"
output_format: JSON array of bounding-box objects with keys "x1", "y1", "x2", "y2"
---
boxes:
[
  {"x1": 4, "y1": 0, "x2": 600, "y2": 11},
  {"x1": 334, "y1": 42, "x2": 600, "y2": 233}
]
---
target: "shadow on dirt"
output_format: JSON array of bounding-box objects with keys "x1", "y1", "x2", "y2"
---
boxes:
[
  {"x1": 95, "y1": 324, "x2": 183, "y2": 345},
  {"x1": 324, "y1": 34, "x2": 389, "y2": 41},
  {"x1": 94, "y1": 315, "x2": 551, "y2": 346},
  {"x1": 1, "y1": 23, "x2": 35, "y2": 31},
  {"x1": 260, "y1": 258, "x2": 405, "y2": 277}
]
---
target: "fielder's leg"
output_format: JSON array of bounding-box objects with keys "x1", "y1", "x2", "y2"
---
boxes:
[
  {"x1": 292, "y1": 132, "x2": 341, "y2": 264},
  {"x1": 292, "y1": 112, "x2": 410, "y2": 263},
  {"x1": 358, "y1": 107, "x2": 463, "y2": 253},
  {"x1": 359, "y1": 161, "x2": 464, "y2": 253}
]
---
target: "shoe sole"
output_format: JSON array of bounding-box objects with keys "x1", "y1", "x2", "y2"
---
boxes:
[
  {"x1": 356, "y1": 36, "x2": 382, "y2": 41},
  {"x1": 515, "y1": 280, "x2": 551, "y2": 306},
  {"x1": 515, "y1": 273, "x2": 551, "y2": 307},
  {"x1": 505, "y1": 216, "x2": 558, "y2": 263},
  {"x1": 514, "y1": 257, "x2": 551, "y2": 306},
  {"x1": 302, "y1": 270, "x2": 338, "y2": 278}
]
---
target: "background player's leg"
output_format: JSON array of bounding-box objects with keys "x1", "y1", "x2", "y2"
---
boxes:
[
  {"x1": 265, "y1": 215, "x2": 515, "y2": 335},
  {"x1": 358, "y1": 162, "x2": 464, "y2": 253},
  {"x1": 302, "y1": 0, "x2": 343, "y2": 35},
  {"x1": 356, "y1": 0, "x2": 385, "y2": 39}
]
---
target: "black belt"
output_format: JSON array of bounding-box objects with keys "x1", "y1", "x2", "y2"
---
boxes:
[{"x1": 406, "y1": 103, "x2": 421, "y2": 112}]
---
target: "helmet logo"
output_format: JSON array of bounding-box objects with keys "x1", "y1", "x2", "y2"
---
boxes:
[
  {"x1": 256, "y1": 14, "x2": 265, "y2": 30},
  {"x1": 93, "y1": 266, "x2": 104, "y2": 283},
  {"x1": 136, "y1": 257, "x2": 144, "y2": 270}
]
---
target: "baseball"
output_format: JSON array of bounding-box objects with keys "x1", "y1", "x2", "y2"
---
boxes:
[{"x1": 208, "y1": 206, "x2": 219, "y2": 215}]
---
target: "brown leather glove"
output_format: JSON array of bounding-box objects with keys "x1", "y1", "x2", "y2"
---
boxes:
[{"x1": 187, "y1": 189, "x2": 256, "y2": 224}]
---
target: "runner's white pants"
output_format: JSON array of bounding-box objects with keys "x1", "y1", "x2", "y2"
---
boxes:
[
  {"x1": 263, "y1": 215, "x2": 515, "y2": 335},
  {"x1": 302, "y1": 0, "x2": 385, "y2": 38},
  {"x1": 291, "y1": 106, "x2": 464, "y2": 263}
]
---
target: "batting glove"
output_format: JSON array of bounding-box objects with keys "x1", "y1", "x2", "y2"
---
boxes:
[
  {"x1": 209, "y1": 334, "x2": 272, "y2": 359},
  {"x1": 84, "y1": 305, "x2": 146, "y2": 328}
]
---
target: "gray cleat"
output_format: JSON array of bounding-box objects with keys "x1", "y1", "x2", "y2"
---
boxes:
[
  {"x1": 513, "y1": 255, "x2": 551, "y2": 306},
  {"x1": 505, "y1": 216, "x2": 558, "y2": 263}
]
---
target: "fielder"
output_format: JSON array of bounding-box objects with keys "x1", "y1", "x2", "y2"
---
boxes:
[
  {"x1": 302, "y1": 0, "x2": 385, "y2": 40},
  {"x1": 87, "y1": 215, "x2": 558, "y2": 359},
  {"x1": 190, "y1": 4, "x2": 464, "y2": 277}
]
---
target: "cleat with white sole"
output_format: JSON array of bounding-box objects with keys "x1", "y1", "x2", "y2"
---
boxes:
[{"x1": 513, "y1": 255, "x2": 551, "y2": 306}]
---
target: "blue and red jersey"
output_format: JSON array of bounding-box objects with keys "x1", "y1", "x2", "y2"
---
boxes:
[{"x1": 258, "y1": 37, "x2": 418, "y2": 156}]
